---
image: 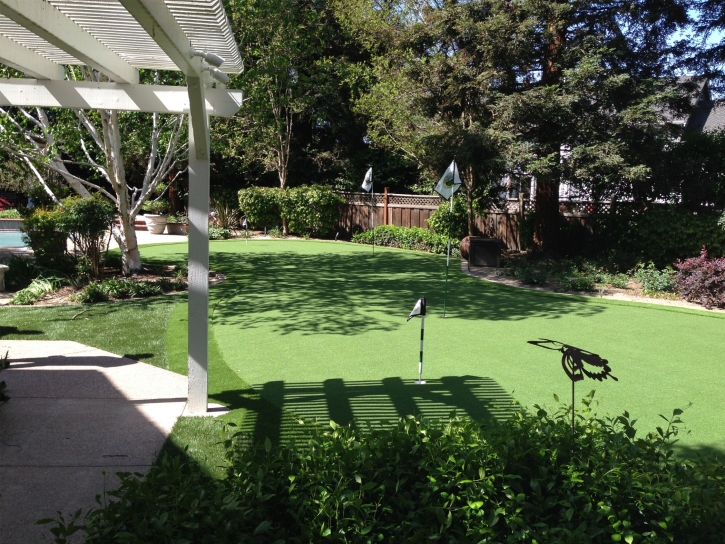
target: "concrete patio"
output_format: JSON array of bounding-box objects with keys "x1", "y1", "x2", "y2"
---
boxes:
[{"x1": 0, "y1": 340, "x2": 189, "y2": 543}]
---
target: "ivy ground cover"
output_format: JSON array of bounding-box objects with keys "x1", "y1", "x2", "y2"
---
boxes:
[{"x1": 140, "y1": 240, "x2": 725, "y2": 457}]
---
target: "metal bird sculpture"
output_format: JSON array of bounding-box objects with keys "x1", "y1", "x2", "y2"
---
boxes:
[
  {"x1": 527, "y1": 339, "x2": 618, "y2": 383},
  {"x1": 528, "y1": 338, "x2": 617, "y2": 439}
]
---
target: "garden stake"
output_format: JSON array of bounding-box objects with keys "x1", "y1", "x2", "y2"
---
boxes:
[
  {"x1": 527, "y1": 338, "x2": 618, "y2": 441},
  {"x1": 408, "y1": 297, "x2": 427, "y2": 384}
]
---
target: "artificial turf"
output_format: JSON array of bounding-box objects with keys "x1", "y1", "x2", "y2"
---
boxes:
[{"x1": 139, "y1": 239, "x2": 725, "y2": 457}]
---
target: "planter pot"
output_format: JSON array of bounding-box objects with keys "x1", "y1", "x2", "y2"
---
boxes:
[
  {"x1": 0, "y1": 218, "x2": 23, "y2": 230},
  {"x1": 143, "y1": 214, "x2": 168, "y2": 234},
  {"x1": 166, "y1": 222, "x2": 188, "y2": 235}
]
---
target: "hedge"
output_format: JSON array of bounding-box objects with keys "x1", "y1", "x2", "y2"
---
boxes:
[
  {"x1": 47, "y1": 402, "x2": 725, "y2": 543},
  {"x1": 352, "y1": 225, "x2": 460, "y2": 256}
]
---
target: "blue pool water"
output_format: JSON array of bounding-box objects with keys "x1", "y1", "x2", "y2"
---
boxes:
[{"x1": 0, "y1": 230, "x2": 26, "y2": 248}]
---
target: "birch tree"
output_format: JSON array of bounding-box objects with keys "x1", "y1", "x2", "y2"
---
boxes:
[{"x1": 0, "y1": 67, "x2": 187, "y2": 274}]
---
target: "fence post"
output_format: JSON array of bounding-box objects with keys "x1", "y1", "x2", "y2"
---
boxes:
[{"x1": 383, "y1": 187, "x2": 389, "y2": 225}]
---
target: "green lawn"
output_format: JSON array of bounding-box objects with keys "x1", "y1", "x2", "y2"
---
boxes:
[{"x1": 137, "y1": 239, "x2": 725, "y2": 457}]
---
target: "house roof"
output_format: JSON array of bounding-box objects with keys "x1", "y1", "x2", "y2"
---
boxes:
[{"x1": 702, "y1": 101, "x2": 725, "y2": 133}]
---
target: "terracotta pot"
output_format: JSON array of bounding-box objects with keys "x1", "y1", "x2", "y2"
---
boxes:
[{"x1": 166, "y1": 222, "x2": 187, "y2": 235}]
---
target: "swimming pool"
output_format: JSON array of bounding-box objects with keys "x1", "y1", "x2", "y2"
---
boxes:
[{"x1": 0, "y1": 230, "x2": 26, "y2": 248}]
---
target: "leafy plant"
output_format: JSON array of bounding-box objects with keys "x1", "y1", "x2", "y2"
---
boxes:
[
  {"x1": 209, "y1": 227, "x2": 232, "y2": 240},
  {"x1": 427, "y1": 194, "x2": 468, "y2": 240},
  {"x1": 352, "y1": 225, "x2": 460, "y2": 256},
  {"x1": 674, "y1": 247, "x2": 725, "y2": 309},
  {"x1": 142, "y1": 200, "x2": 169, "y2": 215},
  {"x1": 166, "y1": 215, "x2": 188, "y2": 224},
  {"x1": 0, "y1": 208, "x2": 21, "y2": 219},
  {"x1": 268, "y1": 226, "x2": 283, "y2": 238},
  {"x1": 10, "y1": 276, "x2": 63, "y2": 305},
  {"x1": 47, "y1": 403, "x2": 725, "y2": 543},
  {"x1": 211, "y1": 189, "x2": 241, "y2": 229},
  {"x1": 4, "y1": 255, "x2": 40, "y2": 291},
  {"x1": 20, "y1": 207, "x2": 69, "y2": 268},
  {"x1": 632, "y1": 261, "x2": 676, "y2": 294},
  {"x1": 280, "y1": 185, "x2": 345, "y2": 237},
  {"x1": 76, "y1": 278, "x2": 184, "y2": 304},
  {"x1": 62, "y1": 195, "x2": 115, "y2": 279},
  {"x1": 238, "y1": 186, "x2": 283, "y2": 228}
]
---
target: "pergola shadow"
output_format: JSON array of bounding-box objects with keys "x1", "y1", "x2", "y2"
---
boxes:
[{"x1": 215, "y1": 375, "x2": 517, "y2": 445}]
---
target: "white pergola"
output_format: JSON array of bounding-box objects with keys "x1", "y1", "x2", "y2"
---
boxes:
[{"x1": 0, "y1": 0, "x2": 244, "y2": 414}]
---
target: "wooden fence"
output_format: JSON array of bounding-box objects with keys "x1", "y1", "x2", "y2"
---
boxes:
[{"x1": 336, "y1": 191, "x2": 594, "y2": 251}]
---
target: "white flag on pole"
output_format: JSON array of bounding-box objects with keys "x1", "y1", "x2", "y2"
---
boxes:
[
  {"x1": 434, "y1": 160, "x2": 461, "y2": 201},
  {"x1": 362, "y1": 167, "x2": 373, "y2": 192},
  {"x1": 407, "y1": 297, "x2": 426, "y2": 321}
]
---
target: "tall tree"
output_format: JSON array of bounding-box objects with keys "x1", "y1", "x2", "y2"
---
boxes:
[
  {"x1": 343, "y1": 0, "x2": 528, "y2": 235},
  {"x1": 493, "y1": 0, "x2": 691, "y2": 251}
]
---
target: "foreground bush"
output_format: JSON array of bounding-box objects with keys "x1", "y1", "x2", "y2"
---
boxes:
[
  {"x1": 675, "y1": 247, "x2": 725, "y2": 308},
  {"x1": 353, "y1": 225, "x2": 460, "y2": 256},
  {"x1": 47, "y1": 401, "x2": 725, "y2": 543}
]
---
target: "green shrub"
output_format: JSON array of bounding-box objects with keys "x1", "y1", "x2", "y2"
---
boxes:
[
  {"x1": 281, "y1": 186, "x2": 345, "y2": 237},
  {"x1": 211, "y1": 189, "x2": 241, "y2": 229},
  {"x1": 0, "y1": 208, "x2": 21, "y2": 219},
  {"x1": 50, "y1": 402, "x2": 725, "y2": 543},
  {"x1": 632, "y1": 262, "x2": 677, "y2": 294},
  {"x1": 142, "y1": 200, "x2": 169, "y2": 215},
  {"x1": 238, "y1": 186, "x2": 282, "y2": 228},
  {"x1": 62, "y1": 196, "x2": 115, "y2": 279},
  {"x1": 10, "y1": 277, "x2": 63, "y2": 305},
  {"x1": 77, "y1": 278, "x2": 182, "y2": 304},
  {"x1": 352, "y1": 225, "x2": 460, "y2": 256},
  {"x1": 20, "y1": 207, "x2": 68, "y2": 267},
  {"x1": 589, "y1": 206, "x2": 725, "y2": 268},
  {"x1": 209, "y1": 226, "x2": 232, "y2": 240},
  {"x1": 4, "y1": 256, "x2": 40, "y2": 291},
  {"x1": 427, "y1": 195, "x2": 468, "y2": 240}
]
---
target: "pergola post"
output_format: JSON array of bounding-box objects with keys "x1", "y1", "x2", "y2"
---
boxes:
[{"x1": 186, "y1": 108, "x2": 210, "y2": 414}]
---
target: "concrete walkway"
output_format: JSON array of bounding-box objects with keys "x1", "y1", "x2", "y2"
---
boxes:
[{"x1": 0, "y1": 340, "x2": 188, "y2": 543}]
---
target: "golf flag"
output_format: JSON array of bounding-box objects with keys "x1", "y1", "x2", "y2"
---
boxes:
[
  {"x1": 242, "y1": 217, "x2": 248, "y2": 229},
  {"x1": 434, "y1": 160, "x2": 461, "y2": 201},
  {"x1": 408, "y1": 297, "x2": 426, "y2": 321},
  {"x1": 362, "y1": 167, "x2": 373, "y2": 192}
]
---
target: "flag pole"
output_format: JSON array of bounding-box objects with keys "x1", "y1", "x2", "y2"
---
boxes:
[
  {"x1": 442, "y1": 159, "x2": 456, "y2": 318},
  {"x1": 416, "y1": 316, "x2": 426, "y2": 384},
  {"x1": 372, "y1": 177, "x2": 375, "y2": 257}
]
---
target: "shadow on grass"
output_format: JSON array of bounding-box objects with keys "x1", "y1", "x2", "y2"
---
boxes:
[
  {"x1": 0, "y1": 325, "x2": 43, "y2": 338},
  {"x1": 212, "y1": 375, "x2": 516, "y2": 445},
  {"x1": 207, "y1": 249, "x2": 607, "y2": 337}
]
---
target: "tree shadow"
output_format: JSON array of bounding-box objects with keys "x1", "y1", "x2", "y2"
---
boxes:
[
  {"x1": 0, "y1": 326, "x2": 42, "y2": 338},
  {"x1": 213, "y1": 374, "x2": 517, "y2": 445},
  {"x1": 205, "y1": 248, "x2": 607, "y2": 337}
]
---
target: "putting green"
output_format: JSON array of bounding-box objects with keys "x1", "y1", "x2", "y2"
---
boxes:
[{"x1": 142, "y1": 240, "x2": 725, "y2": 455}]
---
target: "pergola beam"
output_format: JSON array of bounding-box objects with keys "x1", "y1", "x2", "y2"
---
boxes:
[
  {"x1": 0, "y1": 0, "x2": 139, "y2": 84},
  {"x1": 0, "y1": 35, "x2": 65, "y2": 80},
  {"x1": 0, "y1": 78, "x2": 242, "y2": 117},
  {"x1": 118, "y1": 0, "x2": 201, "y2": 77}
]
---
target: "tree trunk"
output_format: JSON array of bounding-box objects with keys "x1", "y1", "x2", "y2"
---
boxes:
[
  {"x1": 113, "y1": 215, "x2": 142, "y2": 275},
  {"x1": 532, "y1": 174, "x2": 560, "y2": 253}
]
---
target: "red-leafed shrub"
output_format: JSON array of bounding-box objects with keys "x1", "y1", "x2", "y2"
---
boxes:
[{"x1": 674, "y1": 247, "x2": 725, "y2": 308}]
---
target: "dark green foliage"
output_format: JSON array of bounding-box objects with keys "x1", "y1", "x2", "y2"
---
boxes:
[
  {"x1": 239, "y1": 186, "x2": 344, "y2": 237},
  {"x1": 632, "y1": 262, "x2": 677, "y2": 294},
  {"x1": 281, "y1": 186, "x2": 345, "y2": 237},
  {"x1": 76, "y1": 278, "x2": 184, "y2": 304},
  {"x1": 588, "y1": 206, "x2": 725, "y2": 269},
  {"x1": 427, "y1": 196, "x2": 468, "y2": 240},
  {"x1": 62, "y1": 196, "x2": 115, "y2": 279},
  {"x1": 238, "y1": 186, "x2": 283, "y2": 229},
  {"x1": 674, "y1": 248, "x2": 725, "y2": 309},
  {"x1": 352, "y1": 225, "x2": 460, "y2": 256},
  {"x1": 208, "y1": 227, "x2": 232, "y2": 240},
  {"x1": 0, "y1": 208, "x2": 21, "y2": 218},
  {"x1": 4, "y1": 255, "x2": 41, "y2": 291},
  {"x1": 50, "y1": 403, "x2": 725, "y2": 543},
  {"x1": 20, "y1": 207, "x2": 69, "y2": 268}
]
